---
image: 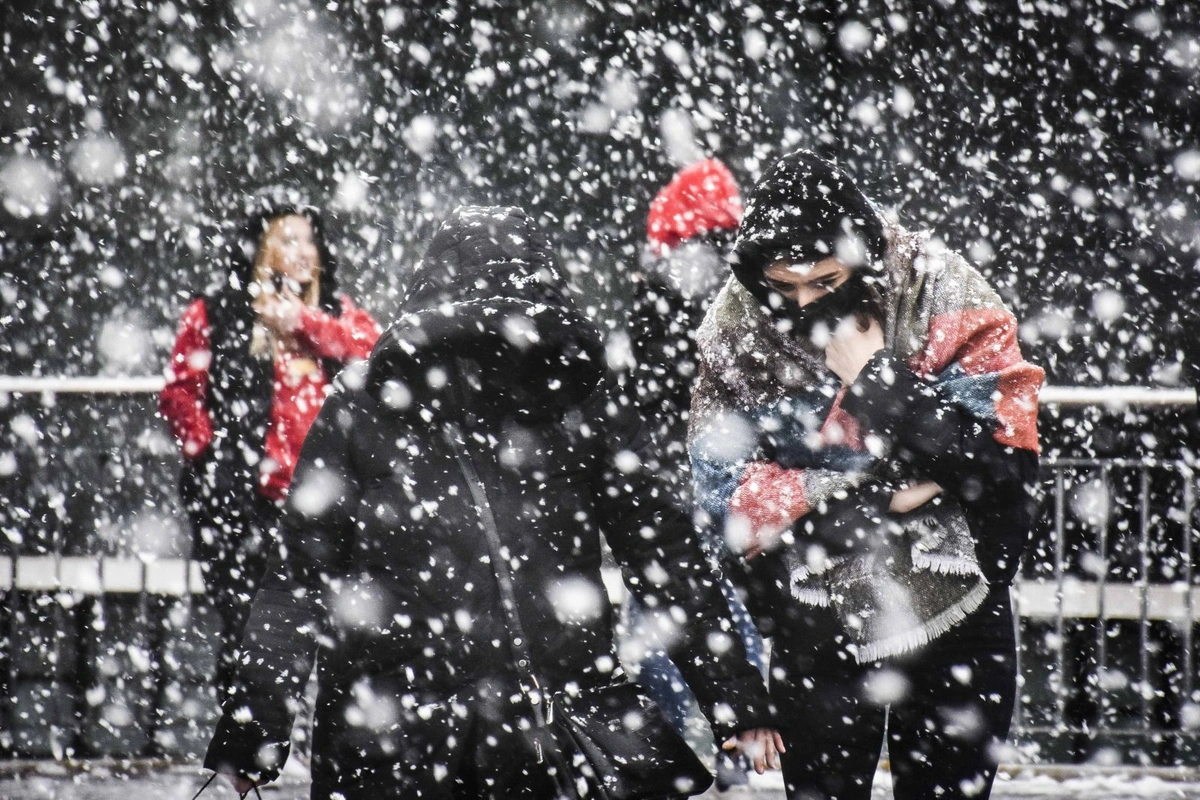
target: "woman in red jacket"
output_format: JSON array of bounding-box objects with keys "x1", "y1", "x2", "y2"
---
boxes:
[{"x1": 160, "y1": 192, "x2": 380, "y2": 695}]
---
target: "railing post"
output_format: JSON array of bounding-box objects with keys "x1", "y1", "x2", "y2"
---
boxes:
[
  {"x1": 70, "y1": 594, "x2": 98, "y2": 758},
  {"x1": 1184, "y1": 470, "x2": 1197, "y2": 713},
  {"x1": 134, "y1": 558, "x2": 154, "y2": 756},
  {"x1": 48, "y1": 540, "x2": 66, "y2": 759},
  {"x1": 1053, "y1": 467, "x2": 1067, "y2": 732},
  {"x1": 1095, "y1": 464, "x2": 1111, "y2": 738},
  {"x1": 2, "y1": 547, "x2": 16, "y2": 757},
  {"x1": 1137, "y1": 467, "x2": 1152, "y2": 745}
]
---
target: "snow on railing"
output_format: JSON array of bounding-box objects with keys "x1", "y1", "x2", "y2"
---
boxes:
[
  {"x1": 0, "y1": 552, "x2": 1190, "y2": 621},
  {"x1": 0, "y1": 375, "x2": 166, "y2": 394},
  {"x1": 1, "y1": 376, "x2": 1197, "y2": 624},
  {"x1": 1, "y1": 376, "x2": 1197, "y2": 406},
  {"x1": 0, "y1": 556, "x2": 204, "y2": 595},
  {"x1": 1040, "y1": 385, "x2": 1198, "y2": 407}
]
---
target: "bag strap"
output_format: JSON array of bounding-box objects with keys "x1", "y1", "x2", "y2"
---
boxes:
[
  {"x1": 441, "y1": 423, "x2": 548, "y2": 728},
  {"x1": 191, "y1": 773, "x2": 262, "y2": 800},
  {"x1": 190, "y1": 774, "x2": 217, "y2": 800},
  {"x1": 442, "y1": 416, "x2": 583, "y2": 800}
]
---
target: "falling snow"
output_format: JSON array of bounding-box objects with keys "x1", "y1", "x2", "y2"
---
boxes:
[{"x1": 0, "y1": 2, "x2": 1198, "y2": 797}]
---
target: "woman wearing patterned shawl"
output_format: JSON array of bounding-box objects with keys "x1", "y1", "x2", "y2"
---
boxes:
[{"x1": 689, "y1": 151, "x2": 1044, "y2": 800}]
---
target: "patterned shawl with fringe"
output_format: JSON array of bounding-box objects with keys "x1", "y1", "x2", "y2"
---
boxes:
[{"x1": 689, "y1": 224, "x2": 1043, "y2": 663}]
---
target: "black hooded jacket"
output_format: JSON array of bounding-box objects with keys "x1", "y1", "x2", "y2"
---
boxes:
[
  {"x1": 628, "y1": 275, "x2": 706, "y2": 496},
  {"x1": 204, "y1": 207, "x2": 772, "y2": 794}
]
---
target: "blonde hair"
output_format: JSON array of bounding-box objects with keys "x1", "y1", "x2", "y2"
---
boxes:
[{"x1": 250, "y1": 215, "x2": 322, "y2": 357}]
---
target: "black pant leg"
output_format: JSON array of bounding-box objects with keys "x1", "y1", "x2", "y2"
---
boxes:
[
  {"x1": 886, "y1": 588, "x2": 1017, "y2": 800},
  {"x1": 770, "y1": 604, "x2": 886, "y2": 800},
  {"x1": 201, "y1": 493, "x2": 283, "y2": 697}
]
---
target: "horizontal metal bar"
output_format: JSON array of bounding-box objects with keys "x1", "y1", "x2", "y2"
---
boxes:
[
  {"x1": 0, "y1": 376, "x2": 167, "y2": 394},
  {"x1": 2, "y1": 560, "x2": 1194, "y2": 622},
  {"x1": 1040, "y1": 385, "x2": 1198, "y2": 407},
  {"x1": 1015, "y1": 579, "x2": 1200, "y2": 621},
  {"x1": 998, "y1": 764, "x2": 1200, "y2": 782},
  {"x1": 1043, "y1": 457, "x2": 1191, "y2": 469},
  {"x1": 1013, "y1": 725, "x2": 1200, "y2": 737},
  {"x1": 2, "y1": 376, "x2": 1197, "y2": 408},
  {"x1": 0, "y1": 556, "x2": 205, "y2": 595}
]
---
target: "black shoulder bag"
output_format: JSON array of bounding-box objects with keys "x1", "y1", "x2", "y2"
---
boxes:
[{"x1": 445, "y1": 426, "x2": 713, "y2": 800}]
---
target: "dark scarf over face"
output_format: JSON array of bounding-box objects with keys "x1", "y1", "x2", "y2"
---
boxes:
[
  {"x1": 203, "y1": 192, "x2": 343, "y2": 482},
  {"x1": 774, "y1": 270, "x2": 885, "y2": 343}
]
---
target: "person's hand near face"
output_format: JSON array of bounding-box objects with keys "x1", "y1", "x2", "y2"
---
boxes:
[
  {"x1": 253, "y1": 214, "x2": 319, "y2": 336},
  {"x1": 761, "y1": 257, "x2": 884, "y2": 384},
  {"x1": 825, "y1": 315, "x2": 884, "y2": 385},
  {"x1": 254, "y1": 283, "x2": 304, "y2": 336}
]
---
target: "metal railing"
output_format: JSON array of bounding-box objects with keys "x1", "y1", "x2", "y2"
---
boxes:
[
  {"x1": 3, "y1": 375, "x2": 1194, "y2": 405},
  {"x1": 1013, "y1": 457, "x2": 1198, "y2": 763},
  {"x1": 0, "y1": 376, "x2": 1197, "y2": 764}
]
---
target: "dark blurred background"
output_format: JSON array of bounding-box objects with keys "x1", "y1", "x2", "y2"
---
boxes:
[{"x1": 2, "y1": 0, "x2": 1196, "y2": 385}]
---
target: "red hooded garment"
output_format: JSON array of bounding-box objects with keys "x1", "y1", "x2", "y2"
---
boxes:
[{"x1": 646, "y1": 158, "x2": 743, "y2": 255}]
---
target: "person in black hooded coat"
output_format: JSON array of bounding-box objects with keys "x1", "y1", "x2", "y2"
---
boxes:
[
  {"x1": 203, "y1": 206, "x2": 779, "y2": 799},
  {"x1": 160, "y1": 189, "x2": 380, "y2": 696}
]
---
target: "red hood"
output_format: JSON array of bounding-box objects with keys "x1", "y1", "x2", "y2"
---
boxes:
[{"x1": 646, "y1": 158, "x2": 742, "y2": 255}]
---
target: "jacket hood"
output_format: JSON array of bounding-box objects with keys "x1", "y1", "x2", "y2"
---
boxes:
[
  {"x1": 367, "y1": 206, "x2": 604, "y2": 420},
  {"x1": 731, "y1": 150, "x2": 884, "y2": 310},
  {"x1": 400, "y1": 205, "x2": 578, "y2": 312}
]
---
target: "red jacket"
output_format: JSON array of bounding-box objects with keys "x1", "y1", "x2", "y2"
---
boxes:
[{"x1": 160, "y1": 295, "x2": 381, "y2": 501}]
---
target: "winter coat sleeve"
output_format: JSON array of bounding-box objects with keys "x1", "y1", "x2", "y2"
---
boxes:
[
  {"x1": 294, "y1": 295, "x2": 381, "y2": 362},
  {"x1": 158, "y1": 299, "x2": 213, "y2": 459},
  {"x1": 840, "y1": 351, "x2": 1040, "y2": 584},
  {"x1": 589, "y1": 377, "x2": 774, "y2": 741},
  {"x1": 627, "y1": 280, "x2": 689, "y2": 425},
  {"x1": 203, "y1": 388, "x2": 362, "y2": 783}
]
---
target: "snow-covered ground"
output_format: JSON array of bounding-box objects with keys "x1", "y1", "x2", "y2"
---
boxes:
[{"x1": 3, "y1": 764, "x2": 1200, "y2": 799}]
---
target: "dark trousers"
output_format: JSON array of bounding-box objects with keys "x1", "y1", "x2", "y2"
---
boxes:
[
  {"x1": 190, "y1": 491, "x2": 282, "y2": 698},
  {"x1": 311, "y1": 677, "x2": 565, "y2": 800},
  {"x1": 626, "y1": 575, "x2": 764, "y2": 787},
  {"x1": 770, "y1": 587, "x2": 1017, "y2": 800}
]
